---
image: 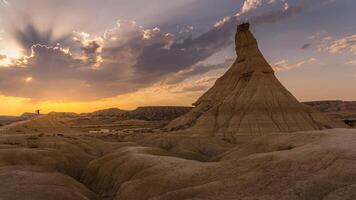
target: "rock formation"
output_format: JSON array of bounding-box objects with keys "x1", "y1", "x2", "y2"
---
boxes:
[{"x1": 167, "y1": 23, "x2": 347, "y2": 139}]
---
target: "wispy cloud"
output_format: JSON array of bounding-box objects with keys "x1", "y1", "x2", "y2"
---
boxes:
[
  {"x1": 162, "y1": 59, "x2": 233, "y2": 85},
  {"x1": 308, "y1": 30, "x2": 327, "y2": 40},
  {"x1": 319, "y1": 34, "x2": 356, "y2": 55},
  {"x1": 273, "y1": 58, "x2": 318, "y2": 72},
  {"x1": 237, "y1": 0, "x2": 285, "y2": 15},
  {"x1": 346, "y1": 60, "x2": 356, "y2": 65},
  {"x1": 0, "y1": 54, "x2": 6, "y2": 60},
  {"x1": 1, "y1": 0, "x2": 8, "y2": 5}
]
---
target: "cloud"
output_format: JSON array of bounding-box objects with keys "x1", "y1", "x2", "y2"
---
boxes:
[
  {"x1": 12, "y1": 22, "x2": 71, "y2": 54},
  {"x1": 346, "y1": 60, "x2": 356, "y2": 65},
  {"x1": 0, "y1": 0, "x2": 307, "y2": 101},
  {"x1": 240, "y1": 0, "x2": 263, "y2": 14},
  {"x1": 237, "y1": 0, "x2": 292, "y2": 15},
  {"x1": 308, "y1": 30, "x2": 327, "y2": 40},
  {"x1": 169, "y1": 76, "x2": 218, "y2": 94},
  {"x1": 301, "y1": 43, "x2": 311, "y2": 50},
  {"x1": 1, "y1": 20, "x2": 232, "y2": 101},
  {"x1": 1, "y1": 0, "x2": 8, "y2": 5},
  {"x1": 0, "y1": 54, "x2": 6, "y2": 60},
  {"x1": 72, "y1": 31, "x2": 104, "y2": 67},
  {"x1": 273, "y1": 58, "x2": 318, "y2": 72},
  {"x1": 0, "y1": 30, "x2": 3, "y2": 40},
  {"x1": 248, "y1": 3, "x2": 303, "y2": 25},
  {"x1": 134, "y1": 20, "x2": 235, "y2": 75},
  {"x1": 214, "y1": 1, "x2": 303, "y2": 28},
  {"x1": 319, "y1": 34, "x2": 356, "y2": 55},
  {"x1": 162, "y1": 58, "x2": 233, "y2": 85}
]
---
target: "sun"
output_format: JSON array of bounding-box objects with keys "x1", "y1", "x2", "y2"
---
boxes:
[
  {"x1": 25, "y1": 76, "x2": 33, "y2": 83},
  {"x1": 0, "y1": 47, "x2": 24, "y2": 67}
]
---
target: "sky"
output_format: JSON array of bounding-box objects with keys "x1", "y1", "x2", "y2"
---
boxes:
[{"x1": 0, "y1": 0, "x2": 355, "y2": 115}]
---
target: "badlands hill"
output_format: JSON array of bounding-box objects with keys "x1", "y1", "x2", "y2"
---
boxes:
[
  {"x1": 167, "y1": 23, "x2": 347, "y2": 139},
  {"x1": 0, "y1": 113, "x2": 356, "y2": 200}
]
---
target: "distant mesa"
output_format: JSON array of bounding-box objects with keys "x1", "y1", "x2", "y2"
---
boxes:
[
  {"x1": 167, "y1": 23, "x2": 348, "y2": 140},
  {"x1": 128, "y1": 106, "x2": 192, "y2": 121},
  {"x1": 63, "y1": 106, "x2": 193, "y2": 123},
  {"x1": 304, "y1": 100, "x2": 356, "y2": 112}
]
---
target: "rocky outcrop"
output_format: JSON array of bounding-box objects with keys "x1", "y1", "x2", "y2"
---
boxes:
[{"x1": 167, "y1": 23, "x2": 347, "y2": 138}]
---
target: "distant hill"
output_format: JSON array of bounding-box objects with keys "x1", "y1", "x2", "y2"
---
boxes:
[
  {"x1": 304, "y1": 100, "x2": 356, "y2": 127},
  {"x1": 80, "y1": 106, "x2": 192, "y2": 121},
  {"x1": 128, "y1": 106, "x2": 192, "y2": 121},
  {"x1": 60, "y1": 106, "x2": 193, "y2": 125},
  {"x1": 0, "y1": 113, "x2": 39, "y2": 125},
  {"x1": 48, "y1": 112, "x2": 79, "y2": 118},
  {"x1": 87, "y1": 108, "x2": 128, "y2": 118},
  {"x1": 0, "y1": 116, "x2": 20, "y2": 122},
  {"x1": 304, "y1": 100, "x2": 356, "y2": 112}
]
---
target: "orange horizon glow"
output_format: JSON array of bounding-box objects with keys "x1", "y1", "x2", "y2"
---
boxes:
[
  {"x1": 0, "y1": 88, "x2": 199, "y2": 116},
  {"x1": 2, "y1": 84, "x2": 354, "y2": 116}
]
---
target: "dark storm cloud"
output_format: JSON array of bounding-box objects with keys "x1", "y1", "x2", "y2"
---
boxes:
[
  {"x1": 82, "y1": 41, "x2": 100, "y2": 54},
  {"x1": 134, "y1": 18, "x2": 236, "y2": 74},
  {"x1": 301, "y1": 43, "x2": 311, "y2": 50},
  {"x1": 135, "y1": 2, "x2": 304, "y2": 75}
]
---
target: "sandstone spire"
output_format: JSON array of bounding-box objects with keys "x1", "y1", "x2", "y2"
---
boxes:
[{"x1": 167, "y1": 23, "x2": 347, "y2": 140}]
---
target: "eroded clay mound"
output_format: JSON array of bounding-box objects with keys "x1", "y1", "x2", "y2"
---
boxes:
[
  {"x1": 2, "y1": 115, "x2": 76, "y2": 135},
  {"x1": 167, "y1": 23, "x2": 347, "y2": 137},
  {"x1": 82, "y1": 129, "x2": 356, "y2": 200},
  {"x1": 0, "y1": 166, "x2": 98, "y2": 200},
  {"x1": 0, "y1": 118, "x2": 355, "y2": 200}
]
